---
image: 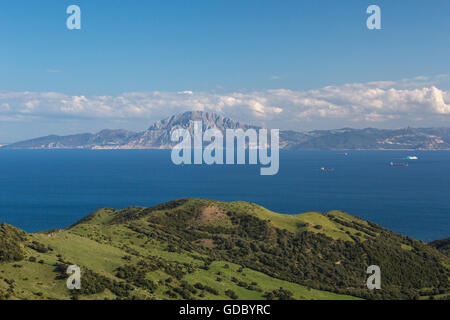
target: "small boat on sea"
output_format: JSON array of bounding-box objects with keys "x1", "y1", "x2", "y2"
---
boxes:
[
  {"x1": 321, "y1": 167, "x2": 335, "y2": 172},
  {"x1": 390, "y1": 162, "x2": 408, "y2": 167},
  {"x1": 406, "y1": 156, "x2": 418, "y2": 160}
]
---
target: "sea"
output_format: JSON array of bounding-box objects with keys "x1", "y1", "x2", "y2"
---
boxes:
[{"x1": 0, "y1": 149, "x2": 448, "y2": 241}]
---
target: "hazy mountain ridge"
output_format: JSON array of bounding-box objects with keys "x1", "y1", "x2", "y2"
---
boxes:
[{"x1": 3, "y1": 111, "x2": 450, "y2": 150}]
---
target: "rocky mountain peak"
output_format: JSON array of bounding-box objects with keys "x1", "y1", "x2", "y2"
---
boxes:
[{"x1": 147, "y1": 111, "x2": 253, "y2": 131}]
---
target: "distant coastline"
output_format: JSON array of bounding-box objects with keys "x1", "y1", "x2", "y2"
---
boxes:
[
  {"x1": 2, "y1": 111, "x2": 450, "y2": 151},
  {"x1": 2, "y1": 146, "x2": 450, "y2": 151}
]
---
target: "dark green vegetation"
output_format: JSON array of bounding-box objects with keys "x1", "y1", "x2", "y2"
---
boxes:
[
  {"x1": 0, "y1": 223, "x2": 27, "y2": 262},
  {"x1": 429, "y1": 238, "x2": 450, "y2": 257},
  {"x1": 0, "y1": 199, "x2": 448, "y2": 300}
]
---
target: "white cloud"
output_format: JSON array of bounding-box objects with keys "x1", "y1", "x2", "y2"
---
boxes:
[{"x1": 0, "y1": 77, "x2": 449, "y2": 130}]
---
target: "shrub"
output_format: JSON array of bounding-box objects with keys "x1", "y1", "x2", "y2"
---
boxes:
[{"x1": 225, "y1": 289, "x2": 238, "y2": 299}]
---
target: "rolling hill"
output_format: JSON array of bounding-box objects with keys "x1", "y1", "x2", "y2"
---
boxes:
[{"x1": 0, "y1": 198, "x2": 448, "y2": 300}]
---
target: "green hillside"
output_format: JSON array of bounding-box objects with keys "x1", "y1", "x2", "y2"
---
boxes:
[
  {"x1": 0, "y1": 198, "x2": 448, "y2": 300},
  {"x1": 429, "y1": 238, "x2": 450, "y2": 257}
]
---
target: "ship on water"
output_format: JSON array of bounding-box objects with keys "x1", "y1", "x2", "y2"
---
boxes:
[
  {"x1": 406, "y1": 156, "x2": 418, "y2": 160},
  {"x1": 321, "y1": 167, "x2": 335, "y2": 172}
]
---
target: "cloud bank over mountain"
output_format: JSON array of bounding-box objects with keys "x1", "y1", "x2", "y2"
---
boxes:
[{"x1": 1, "y1": 77, "x2": 449, "y2": 141}]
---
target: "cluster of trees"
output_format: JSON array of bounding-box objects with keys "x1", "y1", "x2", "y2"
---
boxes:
[
  {"x1": 329, "y1": 216, "x2": 378, "y2": 238},
  {"x1": 0, "y1": 278, "x2": 15, "y2": 299},
  {"x1": 115, "y1": 265, "x2": 157, "y2": 292},
  {"x1": 54, "y1": 259, "x2": 133, "y2": 298},
  {"x1": 111, "y1": 200, "x2": 189, "y2": 225},
  {"x1": 264, "y1": 287, "x2": 294, "y2": 300},
  {"x1": 429, "y1": 238, "x2": 450, "y2": 257},
  {"x1": 231, "y1": 277, "x2": 262, "y2": 292},
  {"x1": 27, "y1": 241, "x2": 53, "y2": 253},
  {"x1": 114, "y1": 256, "x2": 199, "y2": 298},
  {"x1": 193, "y1": 282, "x2": 219, "y2": 295},
  {"x1": 225, "y1": 289, "x2": 238, "y2": 299}
]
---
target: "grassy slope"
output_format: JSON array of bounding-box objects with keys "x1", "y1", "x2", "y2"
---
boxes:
[
  {"x1": 0, "y1": 198, "x2": 448, "y2": 300},
  {"x1": 0, "y1": 205, "x2": 356, "y2": 300}
]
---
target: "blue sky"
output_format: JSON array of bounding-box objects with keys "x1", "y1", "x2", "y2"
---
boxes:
[{"x1": 0, "y1": 0, "x2": 450, "y2": 141}]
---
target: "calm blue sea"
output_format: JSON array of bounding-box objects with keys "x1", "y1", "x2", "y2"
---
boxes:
[{"x1": 0, "y1": 149, "x2": 448, "y2": 241}]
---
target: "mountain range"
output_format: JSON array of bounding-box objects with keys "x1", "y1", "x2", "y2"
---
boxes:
[
  {"x1": 2, "y1": 111, "x2": 450, "y2": 150},
  {"x1": 0, "y1": 198, "x2": 448, "y2": 300}
]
